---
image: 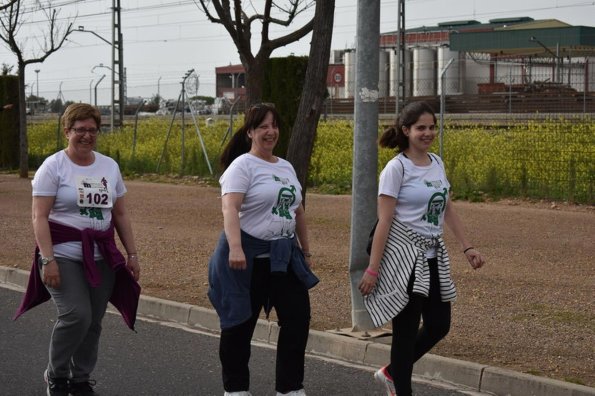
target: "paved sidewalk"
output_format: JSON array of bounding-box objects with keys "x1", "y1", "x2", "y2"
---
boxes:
[{"x1": 2, "y1": 266, "x2": 593, "y2": 396}]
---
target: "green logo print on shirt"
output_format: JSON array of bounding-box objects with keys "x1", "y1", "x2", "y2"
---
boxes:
[
  {"x1": 79, "y1": 207, "x2": 104, "y2": 220},
  {"x1": 422, "y1": 187, "x2": 448, "y2": 226},
  {"x1": 272, "y1": 185, "x2": 296, "y2": 220}
]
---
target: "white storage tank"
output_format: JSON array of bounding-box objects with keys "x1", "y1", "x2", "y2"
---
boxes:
[
  {"x1": 413, "y1": 47, "x2": 437, "y2": 96},
  {"x1": 344, "y1": 50, "x2": 356, "y2": 98},
  {"x1": 389, "y1": 48, "x2": 412, "y2": 98},
  {"x1": 437, "y1": 46, "x2": 461, "y2": 95},
  {"x1": 378, "y1": 50, "x2": 390, "y2": 98},
  {"x1": 462, "y1": 53, "x2": 490, "y2": 94}
]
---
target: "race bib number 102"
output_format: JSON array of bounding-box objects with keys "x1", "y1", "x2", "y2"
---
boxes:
[{"x1": 76, "y1": 176, "x2": 113, "y2": 209}]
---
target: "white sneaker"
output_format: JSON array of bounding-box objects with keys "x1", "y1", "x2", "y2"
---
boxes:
[
  {"x1": 276, "y1": 389, "x2": 306, "y2": 396},
  {"x1": 224, "y1": 392, "x2": 252, "y2": 396},
  {"x1": 374, "y1": 365, "x2": 396, "y2": 396}
]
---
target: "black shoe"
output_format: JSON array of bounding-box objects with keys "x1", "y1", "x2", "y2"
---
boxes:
[
  {"x1": 44, "y1": 370, "x2": 69, "y2": 396},
  {"x1": 69, "y1": 380, "x2": 97, "y2": 396}
]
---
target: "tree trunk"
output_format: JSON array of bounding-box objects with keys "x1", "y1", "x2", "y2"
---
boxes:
[
  {"x1": 18, "y1": 63, "x2": 28, "y2": 178},
  {"x1": 286, "y1": 0, "x2": 335, "y2": 202},
  {"x1": 243, "y1": 55, "x2": 269, "y2": 106}
]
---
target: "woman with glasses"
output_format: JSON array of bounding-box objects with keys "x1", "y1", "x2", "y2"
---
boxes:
[
  {"x1": 14, "y1": 103, "x2": 141, "y2": 396},
  {"x1": 208, "y1": 103, "x2": 318, "y2": 396}
]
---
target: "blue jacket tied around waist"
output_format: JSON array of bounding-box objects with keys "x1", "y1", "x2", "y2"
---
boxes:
[{"x1": 208, "y1": 231, "x2": 319, "y2": 329}]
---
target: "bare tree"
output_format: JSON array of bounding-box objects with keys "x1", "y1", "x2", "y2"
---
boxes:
[
  {"x1": 0, "y1": 0, "x2": 18, "y2": 12},
  {"x1": 195, "y1": 0, "x2": 316, "y2": 106},
  {"x1": 286, "y1": 0, "x2": 334, "y2": 198},
  {"x1": 0, "y1": 0, "x2": 73, "y2": 178}
]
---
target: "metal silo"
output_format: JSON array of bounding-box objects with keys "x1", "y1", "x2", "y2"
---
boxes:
[
  {"x1": 462, "y1": 53, "x2": 490, "y2": 94},
  {"x1": 413, "y1": 47, "x2": 437, "y2": 96},
  {"x1": 438, "y1": 46, "x2": 461, "y2": 95},
  {"x1": 344, "y1": 50, "x2": 356, "y2": 98},
  {"x1": 378, "y1": 50, "x2": 390, "y2": 97},
  {"x1": 389, "y1": 48, "x2": 412, "y2": 98}
]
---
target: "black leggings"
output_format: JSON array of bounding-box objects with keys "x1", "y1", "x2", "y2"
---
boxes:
[
  {"x1": 219, "y1": 257, "x2": 311, "y2": 393},
  {"x1": 388, "y1": 257, "x2": 451, "y2": 396}
]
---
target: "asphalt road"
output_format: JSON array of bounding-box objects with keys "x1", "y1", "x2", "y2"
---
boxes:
[{"x1": 0, "y1": 286, "x2": 483, "y2": 396}]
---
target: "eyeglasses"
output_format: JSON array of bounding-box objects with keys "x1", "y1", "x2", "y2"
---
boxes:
[{"x1": 70, "y1": 127, "x2": 100, "y2": 136}]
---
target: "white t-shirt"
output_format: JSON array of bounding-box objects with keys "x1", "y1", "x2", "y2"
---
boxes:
[
  {"x1": 219, "y1": 153, "x2": 302, "y2": 240},
  {"x1": 378, "y1": 152, "x2": 450, "y2": 258},
  {"x1": 32, "y1": 150, "x2": 127, "y2": 260}
]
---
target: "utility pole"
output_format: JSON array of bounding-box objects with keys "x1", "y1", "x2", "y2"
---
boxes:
[
  {"x1": 35, "y1": 69, "x2": 40, "y2": 97},
  {"x1": 395, "y1": 0, "x2": 405, "y2": 115},
  {"x1": 348, "y1": 0, "x2": 380, "y2": 332},
  {"x1": 112, "y1": 0, "x2": 125, "y2": 128}
]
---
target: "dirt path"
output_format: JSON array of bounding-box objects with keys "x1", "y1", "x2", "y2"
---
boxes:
[{"x1": 1, "y1": 173, "x2": 593, "y2": 387}]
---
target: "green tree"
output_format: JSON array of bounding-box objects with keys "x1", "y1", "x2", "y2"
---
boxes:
[{"x1": 49, "y1": 97, "x2": 63, "y2": 113}]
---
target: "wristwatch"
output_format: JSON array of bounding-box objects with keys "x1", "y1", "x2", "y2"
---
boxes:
[{"x1": 40, "y1": 255, "x2": 55, "y2": 266}]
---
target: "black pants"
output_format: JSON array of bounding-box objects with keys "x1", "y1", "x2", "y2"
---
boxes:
[
  {"x1": 388, "y1": 257, "x2": 451, "y2": 396},
  {"x1": 219, "y1": 257, "x2": 311, "y2": 393}
]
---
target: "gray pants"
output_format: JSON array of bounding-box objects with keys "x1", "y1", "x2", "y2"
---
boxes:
[{"x1": 43, "y1": 257, "x2": 115, "y2": 382}]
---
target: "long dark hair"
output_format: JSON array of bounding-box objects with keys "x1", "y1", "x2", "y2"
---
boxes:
[
  {"x1": 378, "y1": 101, "x2": 436, "y2": 152},
  {"x1": 219, "y1": 103, "x2": 281, "y2": 170}
]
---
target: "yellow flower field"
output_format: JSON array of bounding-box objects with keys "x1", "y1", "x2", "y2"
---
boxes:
[{"x1": 27, "y1": 116, "x2": 594, "y2": 203}]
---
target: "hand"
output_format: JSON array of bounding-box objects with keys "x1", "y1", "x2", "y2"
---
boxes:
[
  {"x1": 358, "y1": 268, "x2": 378, "y2": 296},
  {"x1": 126, "y1": 255, "x2": 141, "y2": 281},
  {"x1": 42, "y1": 260, "x2": 61, "y2": 289},
  {"x1": 464, "y1": 248, "x2": 485, "y2": 269},
  {"x1": 304, "y1": 256, "x2": 314, "y2": 269},
  {"x1": 3, "y1": 104, "x2": 13, "y2": 110},
  {"x1": 228, "y1": 248, "x2": 247, "y2": 270}
]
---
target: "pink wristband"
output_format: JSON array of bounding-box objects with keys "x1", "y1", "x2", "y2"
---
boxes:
[{"x1": 365, "y1": 268, "x2": 378, "y2": 277}]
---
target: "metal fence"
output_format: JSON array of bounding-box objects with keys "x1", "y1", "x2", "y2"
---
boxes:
[
  {"x1": 323, "y1": 93, "x2": 595, "y2": 119},
  {"x1": 321, "y1": 97, "x2": 594, "y2": 204}
]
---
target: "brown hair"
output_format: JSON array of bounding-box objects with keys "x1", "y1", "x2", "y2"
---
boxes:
[
  {"x1": 219, "y1": 103, "x2": 281, "y2": 169},
  {"x1": 378, "y1": 101, "x2": 436, "y2": 152},
  {"x1": 62, "y1": 103, "x2": 101, "y2": 130}
]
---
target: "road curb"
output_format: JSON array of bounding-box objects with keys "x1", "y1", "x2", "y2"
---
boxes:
[{"x1": 2, "y1": 265, "x2": 594, "y2": 396}]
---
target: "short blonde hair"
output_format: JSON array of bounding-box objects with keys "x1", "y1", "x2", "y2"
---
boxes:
[{"x1": 62, "y1": 103, "x2": 101, "y2": 130}]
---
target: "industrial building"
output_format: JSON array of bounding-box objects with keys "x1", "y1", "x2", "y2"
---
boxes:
[{"x1": 215, "y1": 16, "x2": 595, "y2": 112}]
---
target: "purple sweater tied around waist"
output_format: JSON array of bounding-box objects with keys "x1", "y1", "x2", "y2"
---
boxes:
[{"x1": 13, "y1": 221, "x2": 141, "y2": 330}]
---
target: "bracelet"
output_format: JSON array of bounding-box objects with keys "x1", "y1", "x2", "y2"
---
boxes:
[
  {"x1": 365, "y1": 267, "x2": 378, "y2": 277},
  {"x1": 302, "y1": 251, "x2": 312, "y2": 258},
  {"x1": 463, "y1": 247, "x2": 474, "y2": 254},
  {"x1": 128, "y1": 253, "x2": 138, "y2": 258}
]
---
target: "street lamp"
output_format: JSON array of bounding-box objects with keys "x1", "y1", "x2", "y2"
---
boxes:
[
  {"x1": 77, "y1": 26, "x2": 111, "y2": 46},
  {"x1": 76, "y1": 25, "x2": 124, "y2": 131},
  {"x1": 94, "y1": 75, "x2": 106, "y2": 106},
  {"x1": 34, "y1": 69, "x2": 40, "y2": 97},
  {"x1": 92, "y1": 63, "x2": 113, "y2": 73}
]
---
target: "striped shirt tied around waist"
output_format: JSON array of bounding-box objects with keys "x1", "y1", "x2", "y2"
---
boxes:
[{"x1": 363, "y1": 218, "x2": 457, "y2": 328}]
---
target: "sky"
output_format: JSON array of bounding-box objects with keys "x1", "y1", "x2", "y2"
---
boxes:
[{"x1": 1, "y1": 0, "x2": 594, "y2": 105}]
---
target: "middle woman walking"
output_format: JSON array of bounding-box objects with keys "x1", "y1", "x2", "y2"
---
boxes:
[{"x1": 208, "y1": 103, "x2": 318, "y2": 396}]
